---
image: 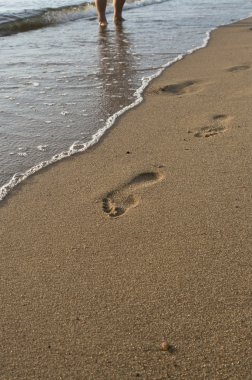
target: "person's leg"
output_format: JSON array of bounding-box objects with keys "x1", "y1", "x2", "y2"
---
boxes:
[
  {"x1": 95, "y1": 0, "x2": 107, "y2": 26},
  {"x1": 114, "y1": 0, "x2": 125, "y2": 23}
]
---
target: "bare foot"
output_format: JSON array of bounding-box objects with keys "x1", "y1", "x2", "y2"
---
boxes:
[
  {"x1": 114, "y1": 16, "x2": 125, "y2": 25},
  {"x1": 99, "y1": 18, "x2": 108, "y2": 27}
]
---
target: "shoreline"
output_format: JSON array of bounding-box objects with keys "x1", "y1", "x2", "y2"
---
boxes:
[
  {"x1": 0, "y1": 31, "x2": 197, "y2": 202},
  {"x1": 0, "y1": 15, "x2": 242, "y2": 203},
  {"x1": 1, "y1": 17, "x2": 252, "y2": 380}
]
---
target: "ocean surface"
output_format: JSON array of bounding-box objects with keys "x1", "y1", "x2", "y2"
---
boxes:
[{"x1": 0, "y1": 0, "x2": 251, "y2": 200}]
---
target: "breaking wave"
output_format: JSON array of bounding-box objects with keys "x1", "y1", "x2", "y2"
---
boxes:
[
  {"x1": 0, "y1": 2, "x2": 95, "y2": 36},
  {"x1": 0, "y1": 0, "x2": 168, "y2": 36}
]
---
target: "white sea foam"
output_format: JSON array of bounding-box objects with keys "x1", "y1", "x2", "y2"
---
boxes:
[
  {"x1": 17, "y1": 152, "x2": 28, "y2": 157},
  {"x1": 37, "y1": 145, "x2": 48, "y2": 151}
]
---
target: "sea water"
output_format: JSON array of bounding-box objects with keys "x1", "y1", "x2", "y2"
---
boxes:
[{"x1": 0, "y1": 0, "x2": 251, "y2": 200}]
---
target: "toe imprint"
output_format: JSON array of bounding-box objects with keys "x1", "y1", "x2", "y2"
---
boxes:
[{"x1": 194, "y1": 125, "x2": 226, "y2": 138}]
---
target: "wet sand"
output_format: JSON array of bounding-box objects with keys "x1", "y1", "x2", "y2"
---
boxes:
[{"x1": 0, "y1": 18, "x2": 252, "y2": 379}]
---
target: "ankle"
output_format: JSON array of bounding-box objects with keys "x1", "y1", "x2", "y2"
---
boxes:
[{"x1": 114, "y1": 14, "x2": 124, "y2": 22}]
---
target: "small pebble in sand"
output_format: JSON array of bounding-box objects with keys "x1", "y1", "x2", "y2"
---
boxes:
[{"x1": 161, "y1": 337, "x2": 170, "y2": 351}]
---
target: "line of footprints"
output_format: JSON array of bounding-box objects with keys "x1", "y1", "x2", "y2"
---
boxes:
[
  {"x1": 160, "y1": 78, "x2": 233, "y2": 137},
  {"x1": 159, "y1": 63, "x2": 251, "y2": 138},
  {"x1": 102, "y1": 63, "x2": 250, "y2": 217}
]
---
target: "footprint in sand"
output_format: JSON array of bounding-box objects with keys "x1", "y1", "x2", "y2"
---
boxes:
[
  {"x1": 193, "y1": 114, "x2": 232, "y2": 138},
  {"x1": 194, "y1": 125, "x2": 226, "y2": 138},
  {"x1": 102, "y1": 171, "x2": 164, "y2": 218},
  {"x1": 159, "y1": 80, "x2": 201, "y2": 95},
  {"x1": 226, "y1": 64, "x2": 250, "y2": 72}
]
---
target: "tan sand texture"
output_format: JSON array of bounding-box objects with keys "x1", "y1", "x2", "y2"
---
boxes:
[{"x1": 0, "y1": 18, "x2": 252, "y2": 380}]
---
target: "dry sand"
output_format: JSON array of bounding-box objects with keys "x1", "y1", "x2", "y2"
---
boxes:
[{"x1": 0, "y1": 18, "x2": 252, "y2": 380}]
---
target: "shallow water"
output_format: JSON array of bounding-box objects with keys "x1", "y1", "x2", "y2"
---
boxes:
[{"x1": 0, "y1": 0, "x2": 251, "y2": 200}]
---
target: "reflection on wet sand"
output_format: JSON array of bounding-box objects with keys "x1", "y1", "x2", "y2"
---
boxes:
[{"x1": 96, "y1": 25, "x2": 137, "y2": 119}]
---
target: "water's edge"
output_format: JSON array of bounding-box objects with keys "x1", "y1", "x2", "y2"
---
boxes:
[{"x1": 0, "y1": 17, "x2": 247, "y2": 203}]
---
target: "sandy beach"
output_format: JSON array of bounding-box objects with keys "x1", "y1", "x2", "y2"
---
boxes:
[{"x1": 1, "y1": 17, "x2": 252, "y2": 380}]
